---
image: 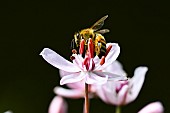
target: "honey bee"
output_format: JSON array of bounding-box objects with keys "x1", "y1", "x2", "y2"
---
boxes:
[{"x1": 71, "y1": 15, "x2": 109, "y2": 58}]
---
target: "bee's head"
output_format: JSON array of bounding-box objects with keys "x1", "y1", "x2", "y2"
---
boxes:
[{"x1": 80, "y1": 29, "x2": 95, "y2": 41}]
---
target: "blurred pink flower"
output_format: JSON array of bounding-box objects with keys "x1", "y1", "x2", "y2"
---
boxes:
[
  {"x1": 40, "y1": 43, "x2": 125, "y2": 85},
  {"x1": 138, "y1": 102, "x2": 164, "y2": 113},
  {"x1": 96, "y1": 63, "x2": 148, "y2": 106},
  {"x1": 48, "y1": 96, "x2": 67, "y2": 113}
]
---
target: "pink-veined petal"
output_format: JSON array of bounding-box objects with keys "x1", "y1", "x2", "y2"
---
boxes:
[
  {"x1": 117, "y1": 85, "x2": 128, "y2": 105},
  {"x1": 138, "y1": 102, "x2": 164, "y2": 113},
  {"x1": 60, "y1": 72, "x2": 85, "y2": 85},
  {"x1": 100, "y1": 43, "x2": 120, "y2": 69},
  {"x1": 85, "y1": 72, "x2": 108, "y2": 84},
  {"x1": 101, "y1": 82, "x2": 118, "y2": 105},
  {"x1": 96, "y1": 85, "x2": 108, "y2": 103},
  {"x1": 96, "y1": 82, "x2": 116, "y2": 105},
  {"x1": 48, "y1": 96, "x2": 67, "y2": 113},
  {"x1": 54, "y1": 87, "x2": 84, "y2": 99},
  {"x1": 126, "y1": 66, "x2": 148, "y2": 103},
  {"x1": 40, "y1": 48, "x2": 81, "y2": 72}
]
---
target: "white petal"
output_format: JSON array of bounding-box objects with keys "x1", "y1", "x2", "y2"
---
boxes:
[
  {"x1": 126, "y1": 66, "x2": 148, "y2": 103},
  {"x1": 54, "y1": 87, "x2": 84, "y2": 99},
  {"x1": 60, "y1": 70, "x2": 85, "y2": 89},
  {"x1": 66, "y1": 81, "x2": 85, "y2": 90},
  {"x1": 40, "y1": 48, "x2": 81, "y2": 72},
  {"x1": 48, "y1": 96, "x2": 67, "y2": 113},
  {"x1": 94, "y1": 71, "x2": 126, "y2": 81},
  {"x1": 59, "y1": 69, "x2": 75, "y2": 77},
  {"x1": 72, "y1": 54, "x2": 84, "y2": 69},
  {"x1": 100, "y1": 43, "x2": 120, "y2": 69},
  {"x1": 104, "y1": 60, "x2": 126, "y2": 76},
  {"x1": 138, "y1": 102, "x2": 164, "y2": 113},
  {"x1": 85, "y1": 72, "x2": 108, "y2": 84},
  {"x1": 93, "y1": 56, "x2": 100, "y2": 67},
  {"x1": 60, "y1": 72, "x2": 85, "y2": 85}
]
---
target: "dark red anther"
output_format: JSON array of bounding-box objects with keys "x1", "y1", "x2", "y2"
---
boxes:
[
  {"x1": 70, "y1": 56, "x2": 75, "y2": 60},
  {"x1": 79, "y1": 39, "x2": 85, "y2": 55},
  {"x1": 105, "y1": 45, "x2": 112, "y2": 57},
  {"x1": 100, "y1": 56, "x2": 105, "y2": 65},
  {"x1": 88, "y1": 38, "x2": 94, "y2": 58},
  {"x1": 72, "y1": 49, "x2": 77, "y2": 54}
]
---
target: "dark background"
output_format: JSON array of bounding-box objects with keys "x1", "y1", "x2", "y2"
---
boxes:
[{"x1": 0, "y1": 0, "x2": 169, "y2": 113}]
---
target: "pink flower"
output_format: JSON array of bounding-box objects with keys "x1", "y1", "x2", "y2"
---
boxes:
[
  {"x1": 55, "y1": 61, "x2": 127, "y2": 99},
  {"x1": 40, "y1": 43, "x2": 125, "y2": 85},
  {"x1": 138, "y1": 102, "x2": 164, "y2": 113},
  {"x1": 96, "y1": 62, "x2": 148, "y2": 106},
  {"x1": 48, "y1": 96, "x2": 67, "y2": 113},
  {"x1": 53, "y1": 70, "x2": 97, "y2": 99}
]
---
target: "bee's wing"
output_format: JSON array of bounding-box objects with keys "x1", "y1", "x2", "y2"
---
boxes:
[
  {"x1": 90, "y1": 15, "x2": 108, "y2": 31},
  {"x1": 95, "y1": 29, "x2": 110, "y2": 34}
]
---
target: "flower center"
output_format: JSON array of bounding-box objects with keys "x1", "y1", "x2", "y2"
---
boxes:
[{"x1": 83, "y1": 57, "x2": 95, "y2": 71}]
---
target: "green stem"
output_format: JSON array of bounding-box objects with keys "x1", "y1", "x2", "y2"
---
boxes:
[{"x1": 115, "y1": 106, "x2": 121, "y2": 113}]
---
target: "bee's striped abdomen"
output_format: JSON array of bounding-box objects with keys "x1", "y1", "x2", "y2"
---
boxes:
[{"x1": 95, "y1": 34, "x2": 106, "y2": 58}]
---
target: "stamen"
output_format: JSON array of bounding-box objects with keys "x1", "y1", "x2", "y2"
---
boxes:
[
  {"x1": 88, "y1": 38, "x2": 94, "y2": 58},
  {"x1": 89, "y1": 58, "x2": 95, "y2": 70},
  {"x1": 105, "y1": 45, "x2": 112, "y2": 57},
  {"x1": 83, "y1": 57, "x2": 89, "y2": 70},
  {"x1": 70, "y1": 56, "x2": 75, "y2": 60},
  {"x1": 72, "y1": 49, "x2": 77, "y2": 54},
  {"x1": 100, "y1": 56, "x2": 105, "y2": 65},
  {"x1": 79, "y1": 39, "x2": 85, "y2": 55}
]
